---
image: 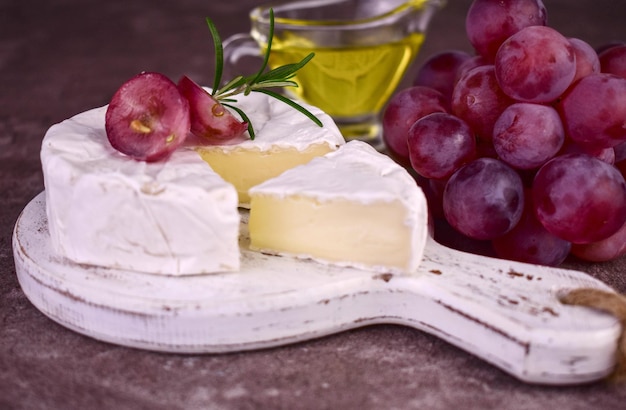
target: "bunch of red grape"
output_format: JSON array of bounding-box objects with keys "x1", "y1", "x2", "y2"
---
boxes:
[{"x1": 383, "y1": 0, "x2": 626, "y2": 265}]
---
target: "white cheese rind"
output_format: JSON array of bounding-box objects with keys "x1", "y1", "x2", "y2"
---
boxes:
[
  {"x1": 202, "y1": 89, "x2": 345, "y2": 152},
  {"x1": 249, "y1": 140, "x2": 429, "y2": 273},
  {"x1": 41, "y1": 106, "x2": 240, "y2": 275}
]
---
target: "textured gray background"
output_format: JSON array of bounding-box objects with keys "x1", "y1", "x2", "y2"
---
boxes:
[{"x1": 1, "y1": 0, "x2": 625, "y2": 409}]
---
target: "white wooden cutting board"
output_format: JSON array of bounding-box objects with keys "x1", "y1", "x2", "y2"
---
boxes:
[{"x1": 12, "y1": 192, "x2": 621, "y2": 385}]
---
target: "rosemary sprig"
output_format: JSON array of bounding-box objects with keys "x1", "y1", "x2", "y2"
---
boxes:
[{"x1": 206, "y1": 9, "x2": 322, "y2": 140}]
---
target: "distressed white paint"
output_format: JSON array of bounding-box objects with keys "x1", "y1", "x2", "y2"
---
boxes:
[{"x1": 13, "y1": 192, "x2": 621, "y2": 385}]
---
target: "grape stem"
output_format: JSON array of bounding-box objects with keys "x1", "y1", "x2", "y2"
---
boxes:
[{"x1": 206, "y1": 9, "x2": 322, "y2": 139}]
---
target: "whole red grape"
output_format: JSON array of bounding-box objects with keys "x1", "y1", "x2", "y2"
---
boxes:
[
  {"x1": 598, "y1": 45, "x2": 626, "y2": 79},
  {"x1": 465, "y1": 0, "x2": 547, "y2": 62},
  {"x1": 382, "y1": 86, "x2": 448, "y2": 166},
  {"x1": 495, "y1": 25, "x2": 576, "y2": 103},
  {"x1": 413, "y1": 50, "x2": 472, "y2": 102},
  {"x1": 568, "y1": 37, "x2": 601, "y2": 84},
  {"x1": 443, "y1": 158, "x2": 525, "y2": 240},
  {"x1": 455, "y1": 55, "x2": 489, "y2": 83},
  {"x1": 532, "y1": 153, "x2": 626, "y2": 244},
  {"x1": 493, "y1": 194, "x2": 571, "y2": 266},
  {"x1": 557, "y1": 73, "x2": 626, "y2": 150},
  {"x1": 571, "y1": 221, "x2": 626, "y2": 262},
  {"x1": 559, "y1": 141, "x2": 615, "y2": 165},
  {"x1": 408, "y1": 112, "x2": 476, "y2": 179},
  {"x1": 451, "y1": 65, "x2": 514, "y2": 141},
  {"x1": 492, "y1": 103, "x2": 564, "y2": 170}
]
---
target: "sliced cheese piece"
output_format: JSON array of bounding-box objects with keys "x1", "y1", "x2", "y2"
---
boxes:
[
  {"x1": 41, "y1": 106, "x2": 240, "y2": 276},
  {"x1": 195, "y1": 91, "x2": 344, "y2": 206},
  {"x1": 248, "y1": 140, "x2": 428, "y2": 274}
]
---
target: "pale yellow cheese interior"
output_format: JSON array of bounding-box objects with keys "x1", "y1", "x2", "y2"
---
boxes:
[
  {"x1": 248, "y1": 194, "x2": 413, "y2": 271},
  {"x1": 196, "y1": 143, "x2": 334, "y2": 205}
]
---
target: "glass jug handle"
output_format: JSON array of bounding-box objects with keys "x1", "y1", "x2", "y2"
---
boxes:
[{"x1": 222, "y1": 33, "x2": 263, "y2": 84}]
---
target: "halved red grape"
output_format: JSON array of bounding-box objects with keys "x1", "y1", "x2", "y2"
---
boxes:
[
  {"x1": 178, "y1": 75, "x2": 248, "y2": 144},
  {"x1": 532, "y1": 153, "x2": 626, "y2": 244},
  {"x1": 465, "y1": 0, "x2": 547, "y2": 62},
  {"x1": 382, "y1": 86, "x2": 448, "y2": 166},
  {"x1": 105, "y1": 72, "x2": 190, "y2": 162},
  {"x1": 494, "y1": 25, "x2": 576, "y2": 103},
  {"x1": 443, "y1": 158, "x2": 524, "y2": 240}
]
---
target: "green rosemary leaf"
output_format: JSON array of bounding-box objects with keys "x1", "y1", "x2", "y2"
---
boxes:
[
  {"x1": 256, "y1": 53, "x2": 315, "y2": 83},
  {"x1": 218, "y1": 97, "x2": 240, "y2": 103},
  {"x1": 206, "y1": 17, "x2": 224, "y2": 96},
  {"x1": 219, "y1": 75, "x2": 246, "y2": 94},
  {"x1": 250, "y1": 8, "x2": 275, "y2": 87},
  {"x1": 205, "y1": 8, "x2": 323, "y2": 138},
  {"x1": 254, "y1": 89, "x2": 323, "y2": 127},
  {"x1": 223, "y1": 103, "x2": 255, "y2": 140},
  {"x1": 252, "y1": 80, "x2": 299, "y2": 89}
]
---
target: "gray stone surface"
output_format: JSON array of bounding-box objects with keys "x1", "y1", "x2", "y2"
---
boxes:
[{"x1": 1, "y1": 0, "x2": 625, "y2": 409}]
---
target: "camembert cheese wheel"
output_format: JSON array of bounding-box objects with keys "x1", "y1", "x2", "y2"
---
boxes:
[{"x1": 41, "y1": 106, "x2": 240, "y2": 276}]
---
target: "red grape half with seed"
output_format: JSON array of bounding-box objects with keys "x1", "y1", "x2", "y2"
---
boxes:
[
  {"x1": 178, "y1": 75, "x2": 248, "y2": 144},
  {"x1": 105, "y1": 72, "x2": 190, "y2": 162}
]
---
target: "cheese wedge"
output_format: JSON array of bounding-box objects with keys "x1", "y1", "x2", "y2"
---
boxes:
[
  {"x1": 248, "y1": 141, "x2": 428, "y2": 274},
  {"x1": 41, "y1": 106, "x2": 240, "y2": 276},
  {"x1": 195, "y1": 91, "x2": 345, "y2": 206}
]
